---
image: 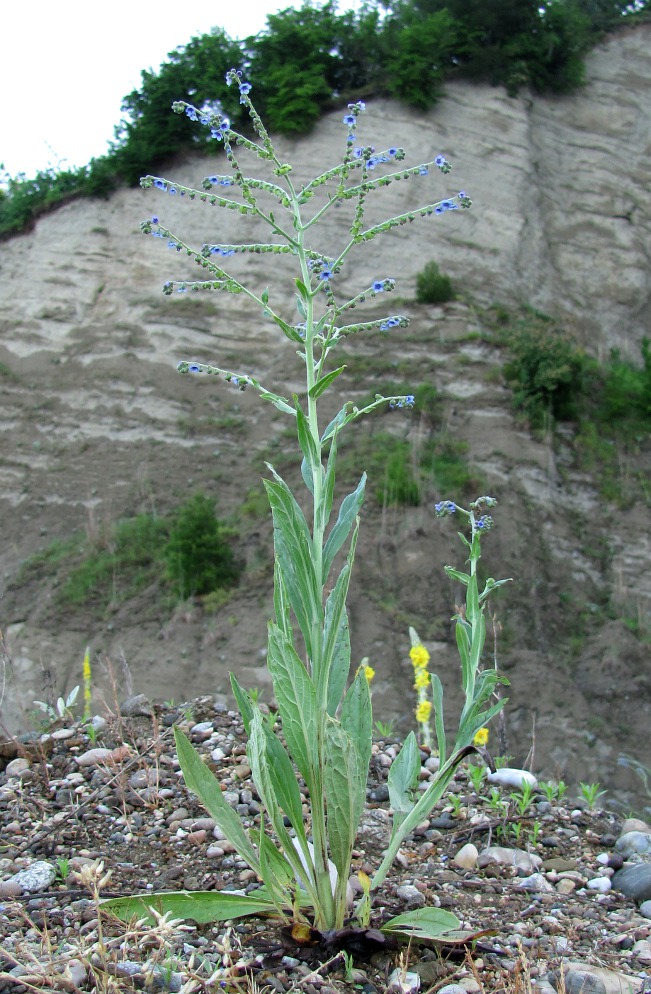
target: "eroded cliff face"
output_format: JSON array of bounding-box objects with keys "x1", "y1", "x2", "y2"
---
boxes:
[{"x1": 0, "y1": 26, "x2": 649, "y2": 807}]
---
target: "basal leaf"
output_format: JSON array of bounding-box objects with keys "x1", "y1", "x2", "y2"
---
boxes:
[
  {"x1": 323, "y1": 718, "x2": 365, "y2": 908},
  {"x1": 430, "y1": 672, "x2": 447, "y2": 766},
  {"x1": 381, "y1": 907, "x2": 464, "y2": 942},
  {"x1": 266, "y1": 623, "x2": 317, "y2": 789},
  {"x1": 101, "y1": 889, "x2": 276, "y2": 925},
  {"x1": 340, "y1": 667, "x2": 372, "y2": 780},
  {"x1": 387, "y1": 731, "x2": 420, "y2": 835},
  {"x1": 174, "y1": 727, "x2": 260, "y2": 873}
]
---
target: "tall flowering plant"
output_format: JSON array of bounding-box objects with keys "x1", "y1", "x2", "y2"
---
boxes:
[{"x1": 104, "y1": 71, "x2": 506, "y2": 939}]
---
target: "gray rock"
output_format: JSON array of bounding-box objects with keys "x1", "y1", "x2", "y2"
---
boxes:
[
  {"x1": 515, "y1": 872, "x2": 555, "y2": 892},
  {"x1": 396, "y1": 884, "x2": 426, "y2": 908},
  {"x1": 611, "y1": 863, "x2": 651, "y2": 902},
  {"x1": 120, "y1": 694, "x2": 153, "y2": 717},
  {"x1": 5, "y1": 757, "x2": 30, "y2": 777},
  {"x1": 639, "y1": 899, "x2": 651, "y2": 919},
  {"x1": 8, "y1": 860, "x2": 56, "y2": 893},
  {"x1": 453, "y1": 843, "x2": 479, "y2": 870},
  {"x1": 615, "y1": 831, "x2": 651, "y2": 858},
  {"x1": 478, "y1": 846, "x2": 542, "y2": 874},
  {"x1": 549, "y1": 969, "x2": 607, "y2": 994}
]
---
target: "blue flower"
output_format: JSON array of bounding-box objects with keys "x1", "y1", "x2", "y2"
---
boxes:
[
  {"x1": 239, "y1": 82, "x2": 252, "y2": 95},
  {"x1": 188, "y1": 363, "x2": 202, "y2": 373},
  {"x1": 168, "y1": 187, "x2": 177, "y2": 195},
  {"x1": 208, "y1": 176, "x2": 218, "y2": 185},
  {"x1": 405, "y1": 395, "x2": 415, "y2": 406},
  {"x1": 458, "y1": 190, "x2": 466, "y2": 199},
  {"x1": 419, "y1": 166, "x2": 429, "y2": 175},
  {"x1": 435, "y1": 155, "x2": 447, "y2": 168},
  {"x1": 154, "y1": 179, "x2": 167, "y2": 190},
  {"x1": 151, "y1": 216, "x2": 159, "y2": 224},
  {"x1": 434, "y1": 500, "x2": 456, "y2": 516},
  {"x1": 372, "y1": 280, "x2": 385, "y2": 292},
  {"x1": 388, "y1": 147, "x2": 398, "y2": 156},
  {"x1": 185, "y1": 106, "x2": 198, "y2": 121},
  {"x1": 319, "y1": 268, "x2": 333, "y2": 282},
  {"x1": 353, "y1": 147, "x2": 363, "y2": 158},
  {"x1": 343, "y1": 114, "x2": 356, "y2": 126}
]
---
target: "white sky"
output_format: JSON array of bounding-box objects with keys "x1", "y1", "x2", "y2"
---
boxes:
[{"x1": 1, "y1": 0, "x2": 362, "y2": 178}]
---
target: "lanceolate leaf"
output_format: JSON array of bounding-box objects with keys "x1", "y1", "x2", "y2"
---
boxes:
[
  {"x1": 272, "y1": 313, "x2": 304, "y2": 345},
  {"x1": 322, "y1": 524, "x2": 358, "y2": 712},
  {"x1": 230, "y1": 673, "x2": 255, "y2": 735},
  {"x1": 323, "y1": 718, "x2": 366, "y2": 909},
  {"x1": 266, "y1": 622, "x2": 317, "y2": 789},
  {"x1": 387, "y1": 731, "x2": 420, "y2": 835},
  {"x1": 309, "y1": 365, "x2": 346, "y2": 401},
  {"x1": 430, "y1": 672, "x2": 447, "y2": 766},
  {"x1": 101, "y1": 889, "x2": 277, "y2": 925},
  {"x1": 174, "y1": 727, "x2": 260, "y2": 873},
  {"x1": 264, "y1": 470, "x2": 322, "y2": 656},
  {"x1": 381, "y1": 907, "x2": 463, "y2": 942},
  {"x1": 323, "y1": 474, "x2": 365, "y2": 579},
  {"x1": 340, "y1": 668, "x2": 372, "y2": 780},
  {"x1": 295, "y1": 397, "x2": 319, "y2": 470}
]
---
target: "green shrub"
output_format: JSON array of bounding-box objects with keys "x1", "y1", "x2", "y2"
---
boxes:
[
  {"x1": 415, "y1": 261, "x2": 454, "y2": 305},
  {"x1": 602, "y1": 337, "x2": 651, "y2": 426},
  {"x1": 164, "y1": 493, "x2": 240, "y2": 598}
]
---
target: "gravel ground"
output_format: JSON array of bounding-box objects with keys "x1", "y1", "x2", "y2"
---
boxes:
[{"x1": 1, "y1": 697, "x2": 650, "y2": 994}]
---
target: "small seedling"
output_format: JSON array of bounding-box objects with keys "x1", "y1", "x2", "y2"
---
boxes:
[
  {"x1": 448, "y1": 794, "x2": 464, "y2": 817},
  {"x1": 55, "y1": 857, "x2": 70, "y2": 881},
  {"x1": 487, "y1": 787, "x2": 508, "y2": 815},
  {"x1": 33, "y1": 685, "x2": 80, "y2": 725},
  {"x1": 530, "y1": 820, "x2": 542, "y2": 845},
  {"x1": 579, "y1": 782, "x2": 606, "y2": 809},
  {"x1": 510, "y1": 779, "x2": 535, "y2": 817},
  {"x1": 374, "y1": 719, "x2": 396, "y2": 739},
  {"x1": 467, "y1": 764, "x2": 486, "y2": 793}
]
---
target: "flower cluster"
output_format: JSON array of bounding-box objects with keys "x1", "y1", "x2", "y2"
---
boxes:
[
  {"x1": 434, "y1": 500, "x2": 456, "y2": 517},
  {"x1": 389, "y1": 395, "x2": 415, "y2": 409},
  {"x1": 410, "y1": 638, "x2": 432, "y2": 748}
]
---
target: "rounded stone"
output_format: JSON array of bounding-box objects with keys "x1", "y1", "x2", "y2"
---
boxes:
[{"x1": 453, "y1": 843, "x2": 479, "y2": 870}]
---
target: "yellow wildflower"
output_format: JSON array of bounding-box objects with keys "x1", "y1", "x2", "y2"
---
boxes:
[
  {"x1": 414, "y1": 669, "x2": 430, "y2": 690},
  {"x1": 473, "y1": 727, "x2": 489, "y2": 747},
  {"x1": 82, "y1": 646, "x2": 92, "y2": 720},
  {"x1": 361, "y1": 663, "x2": 375, "y2": 683},
  {"x1": 409, "y1": 644, "x2": 430, "y2": 669},
  {"x1": 415, "y1": 700, "x2": 432, "y2": 724}
]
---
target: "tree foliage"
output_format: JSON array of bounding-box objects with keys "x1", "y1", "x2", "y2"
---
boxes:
[{"x1": 2, "y1": 0, "x2": 649, "y2": 237}]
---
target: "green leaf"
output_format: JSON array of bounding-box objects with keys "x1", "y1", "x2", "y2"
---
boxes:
[
  {"x1": 230, "y1": 673, "x2": 255, "y2": 735},
  {"x1": 323, "y1": 718, "x2": 366, "y2": 911},
  {"x1": 321, "y1": 521, "x2": 358, "y2": 713},
  {"x1": 295, "y1": 397, "x2": 319, "y2": 470},
  {"x1": 340, "y1": 667, "x2": 372, "y2": 780},
  {"x1": 266, "y1": 623, "x2": 317, "y2": 789},
  {"x1": 381, "y1": 907, "x2": 464, "y2": 942},
  {"x1": 101, "y1": 889, "x2": 277, "y2": 925},
  {"x1": 258, "y1": 828, "x2": 295, "y2": 915},
  {"x1": 295, "y1": 278, "x2": 309, "y2": 300},
  {"x1": 430, "y1": 673, "x2": 446, "y2": 766},
  {"x1": 173, "y1": 727, "x2": 260, "y2": 873},
  {"x1": 272, "y1": 313, "x2": 304, "y2": 345},
  {"x1": 309, "y1": 365, "x2": 346, "y2": 401},
  {"x1": 248, "y1": 714, "x2": 318, "y2": 907},
  {"x1": 387, "y1": 731, "x2": 420, "y2": 834},
  {"x1": 301, "y1": 456, "x2": 315, "y2": 496},
  {"x1": 296, "y1": 293, "x2": 307, "y2": 320},
  {"x1": 443, "y1": 566, "x2": 470, "y2": 586},
  {"x1": 264, "y1": 470, "x2": 321, "y2": 657},
  {"x1": 323, "y1": 474, "x2": 365, "y2": 578},
  {"x1": 261, "y1": 287, "x2": 269, "y2": 305},
  {"x1": 320, "y1": 433, "x2": 337, "y2": 531}
]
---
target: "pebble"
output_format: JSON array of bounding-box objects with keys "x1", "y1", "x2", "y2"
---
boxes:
[
  {"x1": 119, "y1": 694, "x2": 153, "y2": 717},
  {"x1": 516, "y1": 872, "x2": 555, "y2": 893},
  {"x1": 639, "y1": 900, "x2": 651, "y2": 919},
  {"x1": 6, "y1": 860, "x2": 56, "y2": 893},
  {"x1": 388, "y1": 968, "x2": 420, "y2": 993},
  {"x1": 621, "y1": 818, "x2": 651, "y2": 835},
  {"x1": 486, "y1": 768, "x2": 537, "y2": 788},
  {"x1": 478, "y1": 847, "x2": 542, "y2": 874},
  {"x1": 632, "y1": 940, "x2": 651, "y2": 964},
  {"x1": 616, "y1": 831, "x2": 651, "y2": 858},
  {"x1": 396, "y1": 884, "x2": 426, "y2": 908},
  {"x1": 549, "y1": 969, "x2": 607, "y2": 994},
  {"x1": 586, "y1": 877, "x2": 611, "y2": 893},
  {"x1": 5, "y1": 757, "x2": 31, "y2": 777},
  {"x1": 50, "y1": 727, "x2": 76, "y2": 740},
  {"x1": 453, "y1": 843, "x2": 479, "y2": 870},
  {"x1": 611, "y1": 864, "x2": 651, "y2": 902}
]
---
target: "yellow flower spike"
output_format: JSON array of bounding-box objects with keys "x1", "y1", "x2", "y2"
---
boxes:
[
  {"x1": 414, "y1": 669, "x2": 430, "y2": 690},
  {"x1": 415, "y1": 700, "x2": 432, "y2": 724},
  {"x1": 82, "y1": 646, "x2": 92, "y2": 721},
  {"x1": 473, "y1": 727, "x2": 489, "y2": 747},
  {"x1": 409, "y1": 644, "x2": 430, "y2": 669}
]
